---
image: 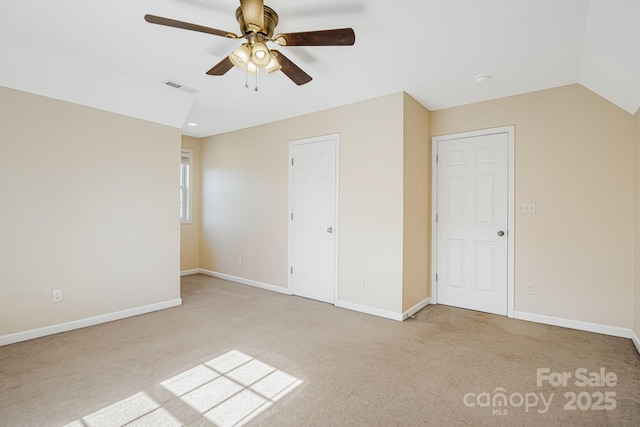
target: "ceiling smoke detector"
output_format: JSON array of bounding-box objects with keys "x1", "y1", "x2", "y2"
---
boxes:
[{"x1": 474, "y1": 74, "x2": 492, "y2": 83}]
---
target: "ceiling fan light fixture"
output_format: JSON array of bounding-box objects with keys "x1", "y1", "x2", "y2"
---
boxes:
[
  {"x1": 251, "y1": 41, "x2": 271, "y2": 67},
  {"x1": 229, "y1": 43, "x2": 251, "y2": 70},
  {"x1": 144, "y1": 4, "x2": 355, "y2": 88}
]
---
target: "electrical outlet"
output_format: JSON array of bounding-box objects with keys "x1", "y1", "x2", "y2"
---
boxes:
[
  {"x1": 52, "y1": 289, "x2": 63, "y2": 303},
  {"x1": 525, "y1": 282, "x2": 535, "y2": 295},
  {"x1": 237, "y1": 257, "x2": 242, "y2": 266},
  {"x1": 360, "y1": 277, "x2": 367, "y2": 287}
]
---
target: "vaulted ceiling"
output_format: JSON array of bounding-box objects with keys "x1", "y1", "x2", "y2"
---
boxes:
[{"x1": 2, "y1": 0, "x2": 639, "y2": 138}]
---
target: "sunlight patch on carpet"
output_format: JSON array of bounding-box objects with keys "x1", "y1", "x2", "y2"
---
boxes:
[
  {"x1": 161, "y1": 350, "x2": 303, "y2": 426},
  {"x1": 64, "y1": 392, "x2": 182, "y2": 427},
  {"x1": 64, "y1": 350, "x2": 302, "y2": 427}
]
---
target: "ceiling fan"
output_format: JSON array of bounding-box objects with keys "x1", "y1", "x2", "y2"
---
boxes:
[{"x1": 144, "y1": 0, "x2": 356, "y2": 87}]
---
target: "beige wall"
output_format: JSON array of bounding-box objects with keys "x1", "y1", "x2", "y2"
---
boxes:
[
  {"x1": 199, "y1": 122, "x2": 290, "y2": 286},
  {"x1": 4, "y1": 79, "x2": 635, "y2": 340},
  {"x1": 0, "y1": 86, "x2": 181, "y2": 336},
  {"x1": 431, "y1": 84, "x2": 635, "y2": 328},
  {"x1": 634, "y1": 108, "x2": 640, "y2": 338},
  {"x1": 201, "y1": 93, "x2": 407, "y2": 314},
  {"x1": 180, "y1": 136, "x2": 201, "y2": 272},
  {"x1": 402, "y1": 94, "x2": 431, "y2": 311}
]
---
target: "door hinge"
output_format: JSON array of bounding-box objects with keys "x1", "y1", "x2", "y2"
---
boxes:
[
  {"x1": 291, "y1": 158, "x2": 294, "y2": 166},
  {"x1": 291, "y1": 212, "x2": 293, "y2": 220},
  {"x1": 290, "y1": 266, "x2": 293, "y2": 275},
  {"x1": 436, "y1": 154, "x2": 438, "y2": 164},
  {"x1": 436, "y1": 214, "x2": 438, "y2": 223},
  {"x1": 436, "y1": 273, "x2": 438, "y2": 282}
]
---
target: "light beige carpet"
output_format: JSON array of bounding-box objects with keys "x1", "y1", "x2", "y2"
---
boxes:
[{"x1": 1, "y1": 274, "x2": 639, "y2": 426}]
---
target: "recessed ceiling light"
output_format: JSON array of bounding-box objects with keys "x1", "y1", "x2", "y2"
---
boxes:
[
  {"x1": 187, "y1": 122, "x2": 198, "y2": 127},
  {"x1": 474, "y1": 74, "x2": 492, "y2": 83}
]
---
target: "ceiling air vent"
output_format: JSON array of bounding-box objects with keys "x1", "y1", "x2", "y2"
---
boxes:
[
  {"x1": 165, "y1": 80, "x2": 181, "y2": 88},
  {"x1": 161, "y1": 79, "x2": 199, "y2": 94}
]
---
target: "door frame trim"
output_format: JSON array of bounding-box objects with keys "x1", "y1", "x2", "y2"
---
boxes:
[
  {"x1": 288, "y1": 133, "x2": 340, "y2": 304},
  {"x1": 430, "y1": 126, "x2": 515, "y2": 317}
]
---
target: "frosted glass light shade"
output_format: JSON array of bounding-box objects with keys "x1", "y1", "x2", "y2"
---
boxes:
[
  {"x1": 251, "y1": 42, "x2": 271, "y2": 67},
  {"x1": 264, "y1": 54, "x2": 281, "y2": 74},
  {"x1": 246, "y1": 60, "x2": 258, "y2": 75},
  {"x1": 229, "y1": 44, "x2": 251, "y2": 70}
]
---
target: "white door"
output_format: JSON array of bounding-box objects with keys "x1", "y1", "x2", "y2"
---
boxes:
[
  {"x1": 289, "y1": 135, "x2": 338, "y2": 304},
  {"x1": 435, "y1": 131, "x2": 509, "y2": 315}
]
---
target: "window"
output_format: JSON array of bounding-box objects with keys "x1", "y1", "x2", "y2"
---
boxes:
[{"x1": 180, "y1": 149, "x2": 192, "y2": 223}]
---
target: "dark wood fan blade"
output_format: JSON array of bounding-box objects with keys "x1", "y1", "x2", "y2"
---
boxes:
[
  {"x1": 271, "y1": 50, "x2": 312, "y2": 85},
  {"x1": 144, "y1": 14, "x2": 234, "y2": 38},
  {"x1": 240, "y1": 0, "x2": 264, "y2": 31},
  {"x1": 206, "y1": 56, "x2": 234, "y2": 75},
  {"x1": 276, "y1": 28, "x2": 355, "y2": 46}
]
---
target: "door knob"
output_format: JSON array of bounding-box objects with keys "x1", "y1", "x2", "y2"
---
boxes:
[
  {"x1": 497, "y1": 230, "x2": 505, "y2": 237},
  {"x1": 327, "y1": 227, "x2": 334, "y2": 233}
]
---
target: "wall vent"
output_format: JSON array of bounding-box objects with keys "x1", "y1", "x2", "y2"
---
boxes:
[{"x1": 161, "y1": 79, "x2": 199, "y2": 94}]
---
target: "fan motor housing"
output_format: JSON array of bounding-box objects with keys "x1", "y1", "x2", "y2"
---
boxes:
[{"x1": 235, "y1": 5, "x2": 279, "y2": 38}]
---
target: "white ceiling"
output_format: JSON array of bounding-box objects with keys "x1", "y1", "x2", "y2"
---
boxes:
[{"x1": 2, "y1": 0, "x2": 639, "y2": 138}]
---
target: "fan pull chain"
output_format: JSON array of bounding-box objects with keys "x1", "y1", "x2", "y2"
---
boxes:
[
  {"x1": 254, "y1": 70, "x2": 259, "y2": 92},
  {"x1": 244, "y1": 67, "x2": 249, "y2": 89}
]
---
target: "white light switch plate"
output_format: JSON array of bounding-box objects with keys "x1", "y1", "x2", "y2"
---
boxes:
[{"x1": 517, "y1": 202, "x2": 536, "y2": 214}]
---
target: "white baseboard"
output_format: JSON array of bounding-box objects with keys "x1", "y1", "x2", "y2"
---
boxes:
[
  {"x1": 513, "y1": 311, "x2": 633, "y2": 339},
  {"x1": 0, "y1": 298, "x2": 182, "y2": 347},
  {"x1": 335, "y1": 300, "x2": 404, "y2": 321},
  {"x1": 632, "y1": 329, "x2": 640, "y2": 355},
  {"x1": 186, "y1": 271, "x2": 640, "y2": 355},
  {"x1": 193, "y1": 270, "x2": 428, "y2": 322},
  {"x1": 180, "y1": 269, "x2": 200, "y2": 276},
  {"x1": 198, "y1": 269, "x2": 291, "y2": 295},
  {"x1": 190, "y1": 269, "x2": 408, "y2": 321},
  {"x1": 403, "y1": 297, "x2": 431, "y2": 320}
]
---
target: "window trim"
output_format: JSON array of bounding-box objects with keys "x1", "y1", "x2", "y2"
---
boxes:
[{"x1": 180, "y1": 148, "x2": 193, "y2": 224}]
